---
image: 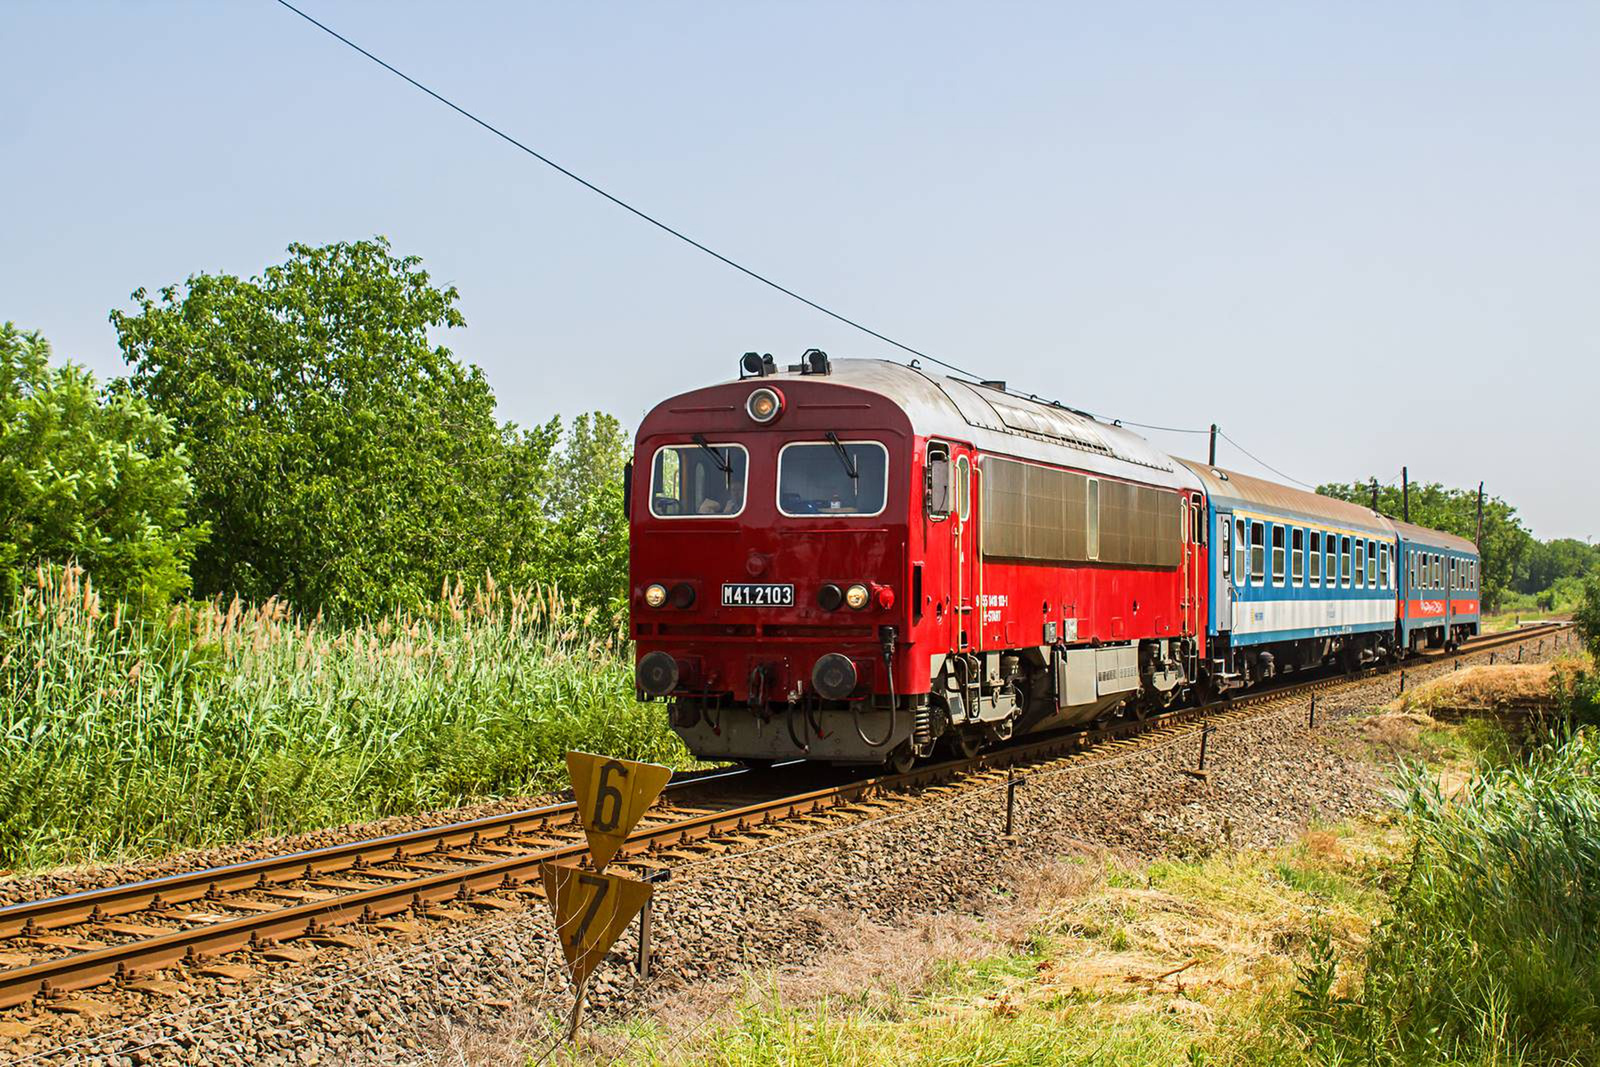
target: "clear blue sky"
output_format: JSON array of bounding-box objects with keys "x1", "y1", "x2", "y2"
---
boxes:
[{"x1": 4, "y1": 2, "x2": 1595, "y2": 540}]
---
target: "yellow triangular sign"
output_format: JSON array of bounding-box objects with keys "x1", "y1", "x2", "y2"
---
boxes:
[
  {"x1": 566, "y1": 751, "x2": 672, "y2": 873},
  {"x1": 541, "y1": 862, "x2": 653, "y2": 988}
]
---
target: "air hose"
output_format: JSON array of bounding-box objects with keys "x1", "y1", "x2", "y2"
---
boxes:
[{"x1": 853, "y1": 627, "x2": 899, "y2": 749}]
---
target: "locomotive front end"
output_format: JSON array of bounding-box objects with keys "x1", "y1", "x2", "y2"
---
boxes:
[{"x1": 629, "y1": 353, "x2": 919, "y2": 766}]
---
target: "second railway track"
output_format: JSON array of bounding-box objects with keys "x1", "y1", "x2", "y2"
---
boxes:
[{"x1": 0, "y1": 622, "x2": 1569, "y2": 1029}]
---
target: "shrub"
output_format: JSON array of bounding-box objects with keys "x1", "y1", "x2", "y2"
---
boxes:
[{"x1": 1325, "y1": 730, "x2": 1600, "y2": 1064}]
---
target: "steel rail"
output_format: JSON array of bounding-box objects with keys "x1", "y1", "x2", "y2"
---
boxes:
[
  {"x1": 0, "y1": 621, "x2": 1566, "y2": 1010},
  {"x1": 0, "y1": 765, "x2": 758, "y2": 940}
]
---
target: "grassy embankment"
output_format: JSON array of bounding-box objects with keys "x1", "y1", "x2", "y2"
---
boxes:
[
  {"x1": 605, "y1": 660, "x2": 1600, "y2": 1067},
  {"x1": 0, "y1": 566, "x2": 691, "y2": 872}
]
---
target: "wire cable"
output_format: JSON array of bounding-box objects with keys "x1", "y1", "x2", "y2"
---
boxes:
[
  {"x1": 271, "y1": 0, "x2": 984, "y2": 383},
  {"x1": 1218, "y1": 430, "x2": 1317, "y2": 490}
]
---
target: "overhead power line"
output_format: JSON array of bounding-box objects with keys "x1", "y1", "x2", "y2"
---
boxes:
[
  {"x1": 272, "y1": 0, "x2": 983, "y2": 383},
  {"x1": 1219, "y1": 430, "x2": 1317, "y2": 491},
  {"x1": 272, "y1": 2, "x2": 1335, "y2": 504}
]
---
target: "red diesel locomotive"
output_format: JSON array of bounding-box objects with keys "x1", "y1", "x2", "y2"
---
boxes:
[{"x1": 629, "y1": 352, "x2": 1208, "y2": 769}]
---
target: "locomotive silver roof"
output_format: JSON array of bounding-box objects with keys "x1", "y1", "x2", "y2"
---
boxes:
[{"x1": 780, "y1": 359, "x2": 1194, "y2": 489}]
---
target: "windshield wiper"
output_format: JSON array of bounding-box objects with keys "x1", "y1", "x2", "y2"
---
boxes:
[
  {"x1": 825, "y1": 431, "x2": 858, "y2": 483},
  {"x1": 692, "y1": 433, "x2": 734, "y2": 488}
]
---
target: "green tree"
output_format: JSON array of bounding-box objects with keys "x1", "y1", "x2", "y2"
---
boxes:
[
  {"x1": 0, "y1": 323, "x2": 204, "y2": 607},
  {"x1": 544, "y1": 412, "x2": 629, "y2": 609},
  {"x1": 1576, "y1": 570, "x2": 1600, "y2": 662},
  {"x1": 1317, "y1": 478, "x2": 1531, "y2": 612},
  {"x1": 112, "y1": 239, "x2": 511, "y2": 618},
  {"x1": 1519, "y1": 537, "x2": 1600, "y2": 595}
]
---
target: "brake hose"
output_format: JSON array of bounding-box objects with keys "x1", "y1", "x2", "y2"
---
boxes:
[{"x1": 853, "y1": 629, "x2": 899, "y2": 749}]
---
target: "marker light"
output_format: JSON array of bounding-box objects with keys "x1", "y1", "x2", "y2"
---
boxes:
[
  {"x1": 875, "y1": 586, "x2": 895, "y2": 610},
  {"x1": 845, "y1": 584, "x2": 870, "y2": 611},
  {"x1": 746, "y1": 387, "x2": 783, "y2": 423},
  {"x1": 644, "y1": 583, "x2": 668, "y2": 608}
]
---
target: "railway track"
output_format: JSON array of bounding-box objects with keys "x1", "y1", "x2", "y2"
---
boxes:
[{"x1": 0, "y1": 621, "x2": 1569, "y2": 1027}]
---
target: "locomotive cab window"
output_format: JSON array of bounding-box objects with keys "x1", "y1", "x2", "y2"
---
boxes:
[
  {"x1": 779, "y1": 440, "x2": 889, "y2": 517},
  {"x1": 956, "y1": 455, "x2": 971, "y2": 521},
  {"x1": 649, "y1": 442, "x2": 749, "y2": 518}
]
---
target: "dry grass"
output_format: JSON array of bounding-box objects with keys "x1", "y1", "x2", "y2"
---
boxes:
[
  {"x1": 1387, "y1": 658, "x2": 1589, "y2": 718},
  {"x1": 540, "y1": 826, "x2": 1403, "y2": 1065}
]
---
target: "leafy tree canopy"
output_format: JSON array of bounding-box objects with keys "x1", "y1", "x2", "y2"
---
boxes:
[
  {"x1": 113, "y1": 239, "x2": 520, "y2": 618},
  {"x1": 112, "y1": 238, "x2": 631, "y2": 618},
  {"x1": 1317, "y1": 479, "x2": 1531, "y2": 612},
  {"x1": 1518, "y1": 538, "x2": 1600, "y2": 595},
  {"x1": 0, "y1": 323, "x2": 204, "y2": 607}
]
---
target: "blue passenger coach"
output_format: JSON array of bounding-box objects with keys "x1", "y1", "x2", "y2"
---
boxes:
[
  {"x1": 1179, "y1": 462, "x2": 1399, "y2": 690},
  {"x1": 1394, "y1": 520, "x2": 1481, "y2": 652}
]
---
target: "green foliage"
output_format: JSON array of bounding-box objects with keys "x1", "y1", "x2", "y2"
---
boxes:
[
  {"x1": 0, "y1": 323, "x2": 204, "y2": 608},
  {"x1": 111, "y1": 238, "x2": 515, "y2": 618},
  {"x1": 111, "y1": 239, "x2": 633, "y2": 619},
  {"x1": 1520, "y1": 539, "x2": 1600, "y2": 596},
  {"x1": 1576, "y1": 571, "x2": 1600, "y2": 663},
  {"x1": 0, "y1": 569, "x2": 691, "y2": 870},
  {"x1": 1318, "y1": 478, "x2": 1530, "y2": 611},
  {"x1": 1311, "y1": 730, "x2": 1600, "y2": 1065}
]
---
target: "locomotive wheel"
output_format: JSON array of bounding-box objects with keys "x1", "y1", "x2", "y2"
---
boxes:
[
  {"x1": 886, "y1": 742, "x2": 917, "y2": 775},
  {"x1": 942, "y1": 728, "x2": 982, "y2": 759}
]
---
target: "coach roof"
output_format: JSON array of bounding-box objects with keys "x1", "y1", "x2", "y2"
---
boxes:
[
  {"x1": 1390, "y1": 519, "x2": 1479, "y2": 555},
  {"x1": 1175, "y1": 459, "x2": 1396, "y2": 535}
]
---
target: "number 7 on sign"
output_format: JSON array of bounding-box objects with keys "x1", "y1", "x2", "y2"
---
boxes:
[{"x1": 565, "y1": 752, "x2": 673, "y2": 873}]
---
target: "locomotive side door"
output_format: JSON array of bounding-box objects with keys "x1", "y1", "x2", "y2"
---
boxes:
[
  {"x1": 1185, "y1": 492, "x2": 1205, "y2": 640},
  {"x1": 951, "y1": 447, "x2": 976, "y2": 651}
]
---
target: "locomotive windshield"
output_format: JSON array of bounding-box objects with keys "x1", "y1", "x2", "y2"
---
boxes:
[
  {"x1": 650, "y1": 442, "x2": 748, "y2": 517},
  {"x1": 777, "y1": 440, "x2": 888, "y2": 516}
]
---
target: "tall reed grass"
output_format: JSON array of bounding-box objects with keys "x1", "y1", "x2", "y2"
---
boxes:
[
  {"x1": 0, "y1": 565, "x2": 690, "y2": 870},
  {"x1": 1308, "y1": 727, "x2": 1600, "y2": 1065}
]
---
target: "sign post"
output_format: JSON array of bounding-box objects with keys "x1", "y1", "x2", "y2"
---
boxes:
[{"x1": 542, "y1": 752, "x2": 672, "y2": 1043}]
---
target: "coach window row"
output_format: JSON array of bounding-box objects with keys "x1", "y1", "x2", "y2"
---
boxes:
[
  {"x1": 1407, "y1": 550, "x2": 1479, "y2": 592},
  {"x1": 1231, "y1": 520, "x2": 1393, "y2": 591}
]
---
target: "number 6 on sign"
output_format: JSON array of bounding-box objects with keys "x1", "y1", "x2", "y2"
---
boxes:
[{"x1": 565, "y1": 752, "x2": 672, "y2": 873}]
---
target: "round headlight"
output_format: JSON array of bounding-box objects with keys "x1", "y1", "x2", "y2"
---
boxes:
[
  {"x1": 844, "y1": 583, "x2": 870, "y2": 611},
  {"x1": 644, "y1": 583, "x2": 668, "y2": 608},
  {"x1": 746, "y1": 387, "x2": 782, "y2": 424}
]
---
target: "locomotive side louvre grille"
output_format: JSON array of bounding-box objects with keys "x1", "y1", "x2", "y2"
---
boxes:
[{"x1": 980, "y1": 457, "x2": 1179, "y2": 568}]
